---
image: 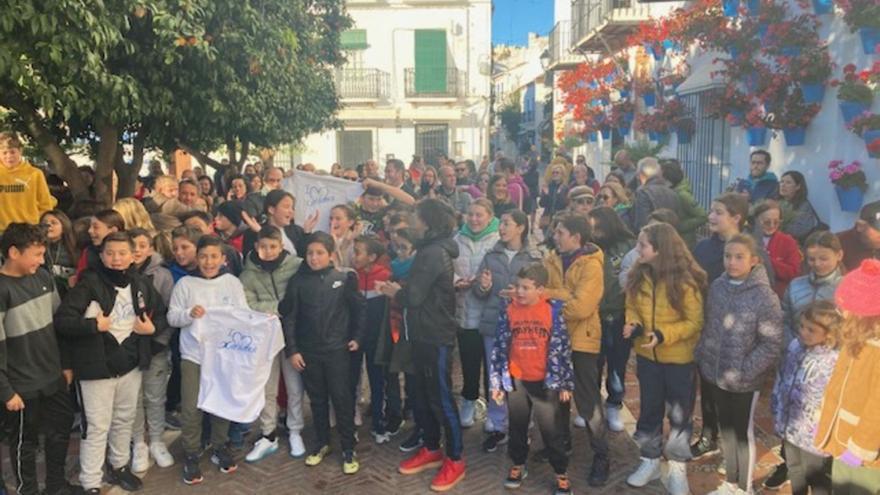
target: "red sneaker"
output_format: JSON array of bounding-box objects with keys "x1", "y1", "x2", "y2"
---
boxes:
[
  {"x1": 398, "y1": 447, "x2": 444, "y2": 475},
  {"x1": 430, "y1": 457, "x2": 466, "y2": 492}
]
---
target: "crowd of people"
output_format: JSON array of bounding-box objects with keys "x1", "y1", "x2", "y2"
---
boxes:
[{"x1": 0, "y1": 129, "x2": 879, "y2": 495}]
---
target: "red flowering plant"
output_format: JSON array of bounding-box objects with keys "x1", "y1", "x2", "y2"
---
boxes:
[
  {"x1": 557, "y1": 60, "x2": 621, "y2": 120},
  {"x1": 607, "y1": 100, "x2": 637, "y2": 128},
  {"x1": 634, "y1": 112, "x2": 673, "y2": 134},
  {"x1": 787, "y1": 45, "x2": 834, "y2": 84},
  {"x1": 633, "y1": 77, "x2": 657, "y2": 96},
  {"x1": 744, "y1": 107, "x2": 769, "y2": 128},
  {"x1": 762, "y1": 17, "x2": 821, "y2": 56},
  {"x1": 828, "y1": 160, "x2": 868, "y2": 190},
  {"x1": 666, "y1": 0, "x2": 726, "y2": 48},
  {"x1": 627, "y1": 19, "x2": 673, "y2": 60},
  {"x1": 765, "y1": 91, "x2": 820, "y2": 129},
  {"x1": 836, "y1": 0, "x2": 880, "y2": 31},
  {"x1": 635, "y1": 99, "x2": 689, "y2": 135},
  {"x1": 705, "y1": 85, "x2": 753, "y2": 123},
  {"x1": 848, "y1": 113, "x2": 880, "y2": 135},
  {"x1": 831, "y1": 63, "x2": 875, "y2": 104}
]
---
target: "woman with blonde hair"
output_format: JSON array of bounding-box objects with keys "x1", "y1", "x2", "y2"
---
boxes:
[{"x1": 113, "y1": 197, "x2": 157, "y2": 233}]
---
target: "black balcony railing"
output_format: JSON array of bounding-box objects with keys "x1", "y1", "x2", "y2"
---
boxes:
[
  {"x1": 549, "y1": 21, "x2": 580, "y2": 68},
  {"x1": 571, "y1": 0, "x2": 647, "y2": 47},
  {"x1": 336, "y1": 68, "x2": 389, "y2": 99},
  {"x1": 404, "y1": 68, "x2": 460, "y2": 98}
]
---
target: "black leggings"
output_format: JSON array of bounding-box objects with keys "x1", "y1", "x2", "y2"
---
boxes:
[
  {"x1": 707, "y1": 381, "x2": 759, "y2": 492},
  {"x1": 456, "y1": 328, "x2": 485, "y2": 401}
]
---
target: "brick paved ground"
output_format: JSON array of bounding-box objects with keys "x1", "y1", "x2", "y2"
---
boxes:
[{"x1": 3, "y1": 355, "x2": 791, "y2": 495}]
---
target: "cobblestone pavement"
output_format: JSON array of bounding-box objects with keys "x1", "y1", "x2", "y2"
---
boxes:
[{"x1": 5, "y1": 355, "x2": 791, "y2": 495}]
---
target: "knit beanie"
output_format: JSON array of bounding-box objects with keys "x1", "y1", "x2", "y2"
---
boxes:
[
  {"x1": 216, "y1": 201, "x2": 244, "y2": 227},
  {"x1": 835, "y1": 259, "x2": 880, "y2": 317}
]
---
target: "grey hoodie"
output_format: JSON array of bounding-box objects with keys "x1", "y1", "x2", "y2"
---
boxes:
[
  {"x1": 472, "y1": 241, "x2": 543, "y2": 337},
  {"x1": 695, "y1": 264, "x2": 784, "y2": 393}
]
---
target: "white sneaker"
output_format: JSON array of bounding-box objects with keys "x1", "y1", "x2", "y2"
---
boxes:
[
  {"x1": 606, "y1": 405, "x2": 625, "y2": 432},
  {"x1": 627, "y1": 457, "x2": 661, "y2": 487},
  {"x1": 371, "y1": 430, "x2": 390, "y2": 444},
  {"x1": 354, "y1": 407, "x2": 363, "y2": 427},
  {"x1": 483, "y1": 417, "x2": 495, "y2": 433},
  {"x1": 663, "y1": 460, "x2": 690, "y2": 495},
  {"x1": 289, "y1": 432, "x2": 306, "y2": 458},
  {"x1": 149, "y1": 441, "x2": 175, "y2": 468},
  {"x1": 708, "y1": 481, "x2": 739, "y2": 495},
  {"x1": 131, "y1": 442, "x2": 151, "y2": 473},
  {"x1": 245, "y1": 436, "x2": 279, "y2": 463},
  {"x1": 573, "y1": 415, "x2": 587, "y2": 428},
  {"x1": 459, "y1": 399, "x2": 476, "y2": 428}
]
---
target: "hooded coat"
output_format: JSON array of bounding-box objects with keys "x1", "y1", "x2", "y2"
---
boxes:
[
  {"x1": 472, "y1": 241, "x2": 543, "y2": 337},
  {"x1": 781, "y1": 268, "x2": 843, "y2": 345},
  {"x1": 453, "y1": 218, "x2": 500, "y2": 329},
  {"x1": 543, "y1": 245, "x2": 604, "y2": 354},
  {"x1": 239, "y1": 251, "x2": 302, "y2": 315}
]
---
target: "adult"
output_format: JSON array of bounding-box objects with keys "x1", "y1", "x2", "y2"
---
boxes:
[
  {"x1": 539, "y1": 163, "x2": 570, "y2": 231},
  {"x1": 380, "y1": 199, "x2": 466, "y2": 492},
  {"x1": 363, "y1": 159, "x2": 380, "y2": 179},
  {"x1": 611, "y1": 150, "x2": 638, "y2": 190},
  {"x1": 197, "y1": 176, "x2": 217, "y2": 211},
  {"x1": 243, "y1": 167, "x2": 285, "y2": 219},
  {"x1": 571, "y1": 163, "x2": 600, "y2": 195},
  {"x1": 543, "y1": 214, "x2": 610, "y2": 486},
  {"x1": 735, "y1": 150, "x2": 778, "y2": 203},
  {"x1": 587, "y1": 207, "x2": 636, "y2": 433},
  {"x1": 437, "y1": 165, "x2": 473, "y2": 216},
  {"x1": 0, "y1": 132, "x2": 57, "y2": 232},
  {"x1": 451, "y1": 199, "x2": 500, "y2": 432},
  {"x1": 753, "y1": 200, "x2": 802, "y2": 298},
  {"x1": 575, "y1": 155, "x2": 597, "y2": 182},
  {"x1": 385, "y1": 158, "x2": 417, "y2": 198},
  {"x1": 778, "y1": 171, "x2": 821, "y2": 244},
  {"x1": 632, "y1": 157, "x2": 681, "y2": 232},
  {"x1": 419, "y1": 166, "x2": 439, "y2": 198},
  {"x1": 496, "y1": 158, "x2": 529, "y2": 212},
  {"x1": 522, "y1": 158, "x2": 540, "y2": 217},
  {"x1": 660, "y1": 159, "x2": 707, "y2": 248},
  {"x1": 835, "y1": 200, "x2": 880, "y2": 271},
  {"x1": 341, "y1": 168, "x2": 360, "y2": 181},
  {"x1": 597, "y1": 182, "x2": 634, "y2": 228},
  {"x1": 455, "y1": 160, "x2": 476, "y2": 186},
  {"x1": 487, "y1": 174, "x2": 516, "y2": 219},
  {"x1": 567, "y1": 186, "x2": 596, "y2": 216},
  {"x1": 409, "y1": 155, "x2": 425, "y2": 185}
]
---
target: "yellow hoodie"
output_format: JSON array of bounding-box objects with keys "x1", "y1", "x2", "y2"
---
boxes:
[{"x1": 0, "y1": 161, "x2": 57, "y2": 231}]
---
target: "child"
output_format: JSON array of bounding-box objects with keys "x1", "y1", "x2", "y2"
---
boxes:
[
  {"x1": 696, "y1": 234, "x2": 784, "y2": 494},
  {"x1": 0, "y1": 132, "x2": 57, "y2": 232},
  {"x1": 543, "y1": 214, "x2": 609, "y2": 487},
  {"x1": 179, "y1": 211, "x2": 243, "y2": 276},
  {"x1": 0, "y1": 224, "x2": 74, "y2": 495},
  {"x1": 39, "y1": 210, "x2": 79, "y2": 297},
  {"x1": 73, "y1": 209, "x2": 126, "y2": 281},
  {"x1": 166, "y1": 226, "x2": 201, "y2": 282},
  {"x1": 167, "y1": 236, "x2": 249, "y2": 485},
  {"x1": 55, "y1": 232, "x2": 168, "y2": 494},
  {"x1": 278, "y1": 232, "x2": 366, "y2": 474},
  {"x1": 814, "y1": 259, "x2": 880, "y2": 494},
  {"x1": 239, "y1": 226, "x2": 306, "y2": 462},
  {"x1": 624, "y1": 222, "x2": 706, "y2": 495},
  {"x1": 772, "y1": 301, "x2": 840, "y2": 495},
  {"x1": 214, "y1": 202, "x2": 246, "y2": 254},
  {"x1": 129, "y1": 228, "x2": 176, "y2": 471},
  {"x1": 489, "y1": 264, "x2": 575, "y2": 495},
  {"x1": 352, "y1": 235, "x2": 400, "y2": 444}
]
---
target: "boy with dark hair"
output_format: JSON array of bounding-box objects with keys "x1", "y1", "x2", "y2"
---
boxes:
[
  {"x1": 0, "y1": 223, "x2": 74, "y2": 495},
  {"x1": 355, "y1": 187, "x2": 387, "y2": 236},
  {"x1": 55, "y1": 231, "x2": 169, "y2": 494},
  {"x1": 179, "y1": 212, "x2": 244, "y2": 276},
  {"x1": 490, "y1": 264, "x2": 575, "y2": 495},
  {"x1": 215, "y1": 202, "x2": 246, "y2": 253},
  {"x1": 279, "y1": 231, "x2": 366, "y2": 474}
]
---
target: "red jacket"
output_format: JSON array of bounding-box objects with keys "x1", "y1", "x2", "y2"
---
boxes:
[
  {"x1": 356, "y1": 262, "x2": 392, "y2": 299},
  {"x1": 765, "y1": 230, "x2": 802, "y2": 297}
]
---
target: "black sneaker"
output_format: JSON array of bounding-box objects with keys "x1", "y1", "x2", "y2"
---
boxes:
[
  {"x1": 182, "y1": 454, "x2": 204, "y2": 485},
  {"x1": 588, "y1": 455, "x2": 610, "y2": 487},
  {"x1": 399, "y1": 429, "x2": 423, "y2": 452},
  {"x1": 210, "y1": 446, "x2": 238, "y2": 474},
  {"x1": 690, "y1": 436, "x2": 720, "y2": 460},
  {"x1": 386, "y1": 416, "x2": 405, "y2": 436},
  {"x1": 482, "y1": 431, "x2": 508, "y2": 453},
  {"x1": 554, "y1": 474, "x2": 573, "y2": 495},
  {"x1": 503, "y1": 465, "x2": 527, "y2": 489},
  {"x1": 763, "y1": 462, "x2": 789, "y2": 490},
  {"x1": 107, "y1": 465, "x2": 143, "y2": 491}
]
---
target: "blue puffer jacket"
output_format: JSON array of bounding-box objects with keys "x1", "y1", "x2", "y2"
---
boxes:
[
  {"x1": 781, "y1": 269, "x2": 843, "y2": 346},
  {"x1": 489, "y1": 299, "x2": 575, "y2": 392},
  {"x1": 771, "y1": 339, "x2": 838, "y2": 456},
  {"x1": 472, "y1": 241, "x2": 543, "y2": 337}
]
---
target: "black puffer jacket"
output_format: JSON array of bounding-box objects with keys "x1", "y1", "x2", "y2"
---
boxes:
[
  {"x1": 279, "y1": 264, "x2": 366, "y2": 357},
  {"x1": 395, "y1": 232, "x2": 460, "y2": 346},
  {"x1": 54, "y1": 269, "x2": 168, "y2": 380}
]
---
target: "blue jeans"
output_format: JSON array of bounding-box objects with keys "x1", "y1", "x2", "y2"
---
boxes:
[{"x1": 598, "y1": 313, "x2": 631, "y2": 407}]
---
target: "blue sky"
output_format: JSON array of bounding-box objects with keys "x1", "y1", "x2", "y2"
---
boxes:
[{"x1": 493, "y1": 0, "x2": 555, "y2": 46}]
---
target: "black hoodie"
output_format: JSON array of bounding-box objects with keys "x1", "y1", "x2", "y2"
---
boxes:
[
  {"x1": 394, "y1": 231, "x2": 460, "y2": 346},
  {"x1": 278, "y1": 263, "x2": 366, "y2": 358}
]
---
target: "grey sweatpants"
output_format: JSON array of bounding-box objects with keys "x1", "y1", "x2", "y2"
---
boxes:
[
  {"x1": 79, "y1": 368, "x2": 142, "y2": 490},
  {"x1": 133, "y1": 350, "x2": 171, "y2": 444},
  {"x1": 257, "y1": 353, "x2": 305, "y2": 436}
]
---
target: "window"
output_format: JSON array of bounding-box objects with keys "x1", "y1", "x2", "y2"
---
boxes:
[
  {"x1": 415, "y1": 124, "x2": 449, "y2": 165},
  {"x1": 414, "y1": 30, "x2": 447, "y2": 93},
  {"x1": 337, "y1": 130, "x2": 373, "y2": 168},
  {"x1": 340, "y1": 29, "x2": 368, "y2": 51}
]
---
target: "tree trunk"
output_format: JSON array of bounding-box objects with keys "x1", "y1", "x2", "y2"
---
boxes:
[{"x1": 93, "y1": 123, "x2": 120, "y2": 206}]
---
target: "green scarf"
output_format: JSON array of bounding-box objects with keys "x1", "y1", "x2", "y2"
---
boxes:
[{"x1": 459, "y1": 216, "x2": 500, "y2": 241}]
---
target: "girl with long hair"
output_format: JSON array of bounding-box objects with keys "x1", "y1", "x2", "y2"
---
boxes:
[
  {"x1": 487, "y1": 174, "x2": 516, "y2": 218},
  {"x1": 40, "y1": 209, "x2": 80, "y2": 295}
]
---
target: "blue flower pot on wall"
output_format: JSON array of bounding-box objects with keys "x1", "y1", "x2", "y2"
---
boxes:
[
  {"x1": 729, "y1": 110, "x2": 745, "y2": 127},
  {"x1": 859, "y1": 27, "x2": 880, "y2": 54},
  {"x1": 840, "y1": 101, "x2": 870, "y2": 124},
  {"x1": 863, "y1": 129, "x2": 880, "y2": 158},
  {"x1": 800, "y1": 83, "x2": 825, "y2": 104},
  {"x1": 676, "y1": 129, "x2": 693, "y2": 144},
  {"x1": 589, "y1": 132, "x2": 598, "y2": 143},
  {"x1": 729, "y1": 46, "x2": 740, "y2": 59},
  {"x1": 600, "y1": 127, "x2": 612, "y2": 140},
  {"x1": 618, "y1": 126, "x2": 631, "y2": 136},
  {"x1": 619, "y1": 89, "x2": 630, "y2": 99},
  {"x1": 835, "y1": 185, "x2": 865, "y2": 212},
  {"x1": 746, "y1": 127, "x2": 767, "y2": 146},
  {"x1": 780, "y1": 46, "x2": 802, "y2": 57},
  {"x1": 783, "y1": 127, "x2": 806, "y2": 146},
  {"x1": 642, "y1": 92, "x2": 656, "y2": 107},
  {"x1": 812, "y1": 0, "x2": 832, "y2": 14},
  {"x1": 723, "y1": 0, "x2": 739, "y2": 17},
  {"x1": 746, "y1": 0, "x2": 760, "y2": 15}
]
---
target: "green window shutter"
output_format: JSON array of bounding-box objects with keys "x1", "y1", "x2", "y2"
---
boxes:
[
  {"x1": 341, "y1": 29, "x2": 368, "y2": 50},
  {"x1": 414, "y1": 30, "x2": 447, "y2": 93}
]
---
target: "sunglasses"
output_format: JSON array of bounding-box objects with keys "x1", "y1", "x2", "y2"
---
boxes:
[
  {"x1": 575, "y1": 197, "x2": 595, "y2": 205},
  {"x1": 597, "y1": 194, "x2": 610, "y2": 201}
]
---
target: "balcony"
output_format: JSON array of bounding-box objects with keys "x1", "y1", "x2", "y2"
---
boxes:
[
  {"x1": 404, "y1": 68, "x2": 461, "y2": 100},
  {"x1": 572, "y1": 0, "x2": 651, "y2": 52},
  {"x1": 547, "y1": 21, "x2": 581, "y2": 71},
  {"x1": 336, "y1": 68, "x2": 389, "y2": 101}
]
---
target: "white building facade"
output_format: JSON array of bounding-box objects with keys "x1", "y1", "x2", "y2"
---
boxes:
[{"x1": 297, "y1": 0, "x2": 492, "y2": 169}]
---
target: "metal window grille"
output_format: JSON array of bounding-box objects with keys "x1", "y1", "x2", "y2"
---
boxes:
[
  {"x1": 415, "y1": 124, "x2": 449, "y2": 165},
  {"x1": 676, "y1": 90, "x2": 730, "y2": 211},
  {"x1": 337, "y1": 130, "x2": 373, "y2": 169}
]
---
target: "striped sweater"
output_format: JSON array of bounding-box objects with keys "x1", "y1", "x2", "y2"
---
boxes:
[{"x1": 0, "y1": 268, "x2": 64, "y2": 401}]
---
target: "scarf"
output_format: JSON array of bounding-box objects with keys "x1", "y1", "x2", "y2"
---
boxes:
[
  {"x1": 249, "y1": 250, "x2": 288, "y2": 273},
  {"x1": 459, "y1": 217, "x2": 500, "y2": 242},
  {"x1": 98, "y1": 264, "x2": 132, "y2": 288},
  {"x1": 391, "y1": 256, "x2": 415, "y2": 280}
]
